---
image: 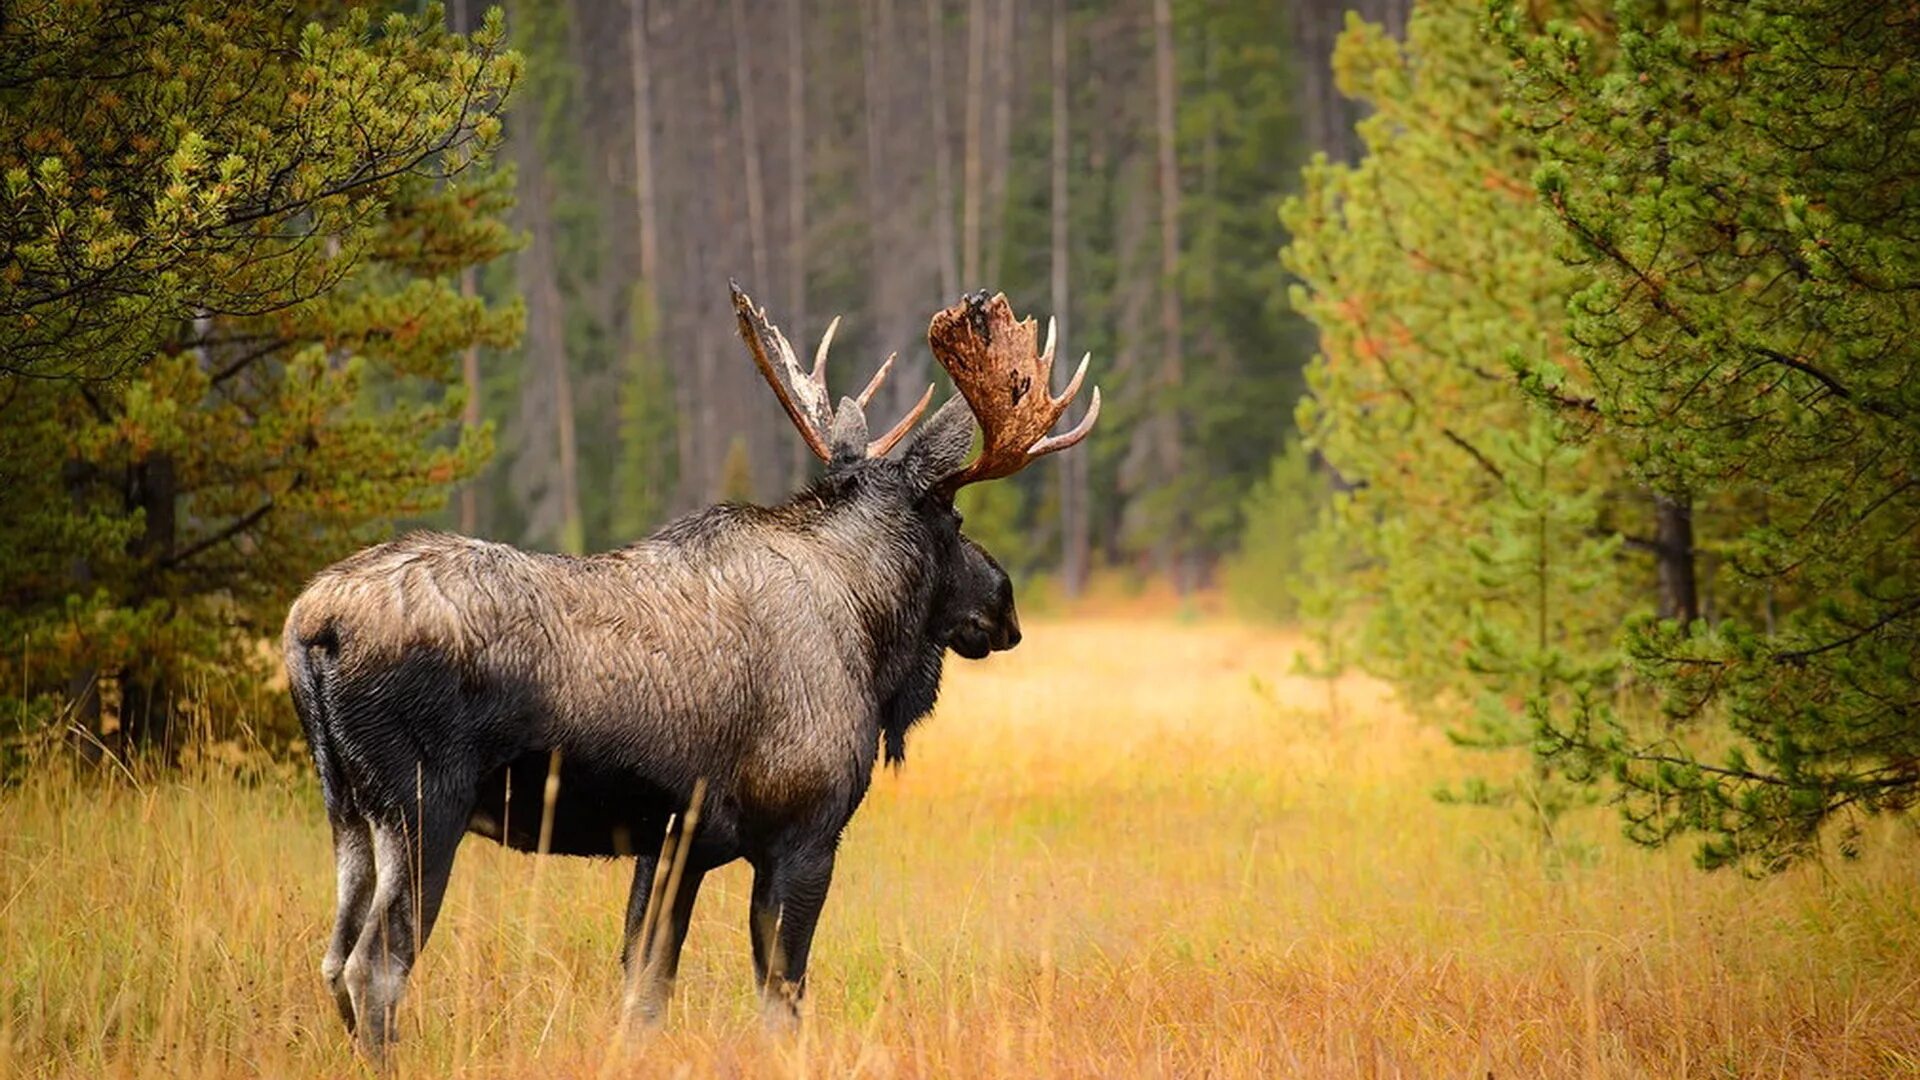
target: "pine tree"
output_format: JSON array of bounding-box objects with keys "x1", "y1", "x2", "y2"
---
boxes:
[
  {"x1": 0, "y1": 1, "x2": 515, "y2": 382},
  {"x1": 1222, "y1": 441, "x2": 1324, "y2": 621},
  {"x1": 0, "y1": 3, "x2": 522, "y2": 755},
  {"x1": 1502, "y1": 0, "x2": 1920, "y2": 870},
  {"x1": 1277, "y1": 0, "x2": 1638, "y2": 817}
]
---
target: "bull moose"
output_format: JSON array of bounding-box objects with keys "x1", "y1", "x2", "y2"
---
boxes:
[{"x1": 282, "y1": 285, "x2": 1100, "y2": 1054}]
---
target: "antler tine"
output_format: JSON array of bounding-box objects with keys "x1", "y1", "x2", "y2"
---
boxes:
[
  {"x1": 854, "y1": 351, "x2": 896, "y2": 409},
  {"x1": 732, "y1": 281, "x2": 831, "y2": 461},
  {"x1": 733, "y1": 281, "x2": 939, "y2": 464},
  {"x1": 1030, "y1": 385, "x2": 1100, "y2": 456},
  {"x1": 1052, "y1": 349, "x2": 1088, "y2": 409},
  {"x1": 926, "y1": 291, "x2": 1101, "y2": 492},
  {"x1": 811, "y1": 315, "x2": 839, "y2": 389},
  {"x1": 855, "y1": 349, "x2": 937, "y2": 457},
  {"x1": 869, "y1": 383, "x2": 934, "y2": 457}
]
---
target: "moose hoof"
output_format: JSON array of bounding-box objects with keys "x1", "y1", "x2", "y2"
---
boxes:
[{"x1": 759, "y1": 981, "x2": 803, "y2": 1033}]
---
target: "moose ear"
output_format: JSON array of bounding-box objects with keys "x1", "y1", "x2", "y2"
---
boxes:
[
  {"x1": 900, "y1": 394, "x2": 976, "y2": 490},
  {"x1": 827, "y1": 396, "x2": 869, "y2": 464}
]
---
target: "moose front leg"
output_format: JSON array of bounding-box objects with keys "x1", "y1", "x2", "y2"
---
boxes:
[{"x1": 748, "y1": 842, "x2": 838, "y2": 1028}]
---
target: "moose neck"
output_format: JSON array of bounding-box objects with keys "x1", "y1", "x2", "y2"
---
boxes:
[{"x1": 783, "y1": 465, "x2": 949, "y2": 711}]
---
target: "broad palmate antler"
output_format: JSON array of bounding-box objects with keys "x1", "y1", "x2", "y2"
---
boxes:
[{"x1": 927, "y1": 290, "x2": 1100, "y2": 493}]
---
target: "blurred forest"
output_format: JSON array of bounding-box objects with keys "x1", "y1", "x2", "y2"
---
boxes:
[
  {"x1": 4, "y1": 0, "x2": 1918, "y2": 873},
  {"x1": 463, "y1": 0, "x2": 1407, "y2": 584},
  {"x1": 0, "y1": 0, "x2": 1406, "y2": 756}
]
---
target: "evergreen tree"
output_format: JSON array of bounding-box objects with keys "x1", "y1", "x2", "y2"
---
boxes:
[
  {"x1": 0, "y1": 1, "x2": 515, "y2": 382},
  {"x1": 0, "y1": 3, "x2": 522, "y2": 754},
  {"x1": 1277, "y1": 0, "x2": 1638, "y2": 817},
  {"x1": 1222, "y1": 440, "x2": 1324, "y2": 621},
  {"x1": 1503, "y1": 0, "x2": 1920, "y2": 870}
]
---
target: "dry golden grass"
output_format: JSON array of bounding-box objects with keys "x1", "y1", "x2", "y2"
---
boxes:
[{"x1": 4, "y1": 614, "x2": 1919, "y2": 1078}]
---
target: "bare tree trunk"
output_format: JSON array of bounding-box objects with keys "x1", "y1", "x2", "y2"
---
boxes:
[
  {"x1": 459, "y1": 268, "x2": 481, "y2": 534},
  {"x1": 554, "y1": 323, "x2": 583, "y2": 555},
  {"x1": 630, "y1": 0, "x2": 659, "y2": 298},
  {"x1": 1050, "y1": 0, "x2": 1087, "y2": 596},
  {"x1": 730, "y1": 0, "x2": 770, "y2": 288},
  {"x1": 980, "y1": 0, "x2": 1015, "y2": 283},
  {"x1": 1288, "y1": 1, "x2": 1334, "y2": 161},
  {"x1": 863, "y1": 0, "x2": 890, "y2": 331},
  {"x1": 1151, "y1": 0, "x2": 1187, "y2": 586},
  {"x1": 512, "y1": 142, "x2": 584, "y2": 553},
  {"x1": 926, "y1": 0, "x2": 959, "y2": 299},
  {"x1": 699, "y1": 60, "x2": 732, "y2": 502},
  {"x1": 1654, "y1": 492, "x2": 1699, "y2": 624},
  {"x1": 961, "y1": 0, "x2": 985, "y2": 286},
  {"x1": 1196, "y1": 22, "x2": 1221, "y2": 366},
  {"x1": 785, "y1": 0, "x2": 812, "y2": 488},
  {"x1": 453, "y1": 0, "x2": 481, "y2": 536}
]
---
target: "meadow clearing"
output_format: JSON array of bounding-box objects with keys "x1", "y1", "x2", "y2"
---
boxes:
[{"x1": 3, "y1": 609, "x2": 1918, "y2": 1078}]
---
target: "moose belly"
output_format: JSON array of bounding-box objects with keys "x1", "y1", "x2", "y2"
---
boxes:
[{"x1": 467, "y1": 752, "x2": 682, "y2": 858}]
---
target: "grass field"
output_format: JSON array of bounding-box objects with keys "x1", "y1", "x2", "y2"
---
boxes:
[{"x1": 4, "y1": 613, "x2": 1919, "y2": 1077}]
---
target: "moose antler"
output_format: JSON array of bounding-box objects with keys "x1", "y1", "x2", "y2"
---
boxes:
[
  {"x1": 732, "y1": 281, "x2": 933, "y2": 461},
  {"x1": 928, "y1": 290, "x2": 1101, "y2": 493}
]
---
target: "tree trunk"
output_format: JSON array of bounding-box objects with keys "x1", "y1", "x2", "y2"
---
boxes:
[
  {"x1": 961, "y1": 0, "x2": 985, "y2": 286},
  {"x1": 1654, "y1": 492, "x2": 1699, "y2": 624},
  {"x1": 1288, "y1": 1, "x2": 1334, "y2": 161},
  {"x1": 862, "y1": 0, "x2": 890, "y2": 347},
  {"x1": 629, "y1": 0, "x2": 660, "y2": 297},
  {"x1": 698, "y1": 59, "x2": 733, "y2": 502},
  {"x1": 1151, "y1": 0, "x2": 1188, "y2": 587},
  {"x1": 730, "y1": 0, "x2": 770, "y2": 288},
  {"x1": 980, "y1": 0, "x2": 1015, "y2": 283},
  {"x1": 453, "y1": 0, "x2": 482, "y2": 536},
  {"x1": 1050, "y1": 0, "x2": 1087, "y2": 596},
  {"x1": 512, "y1": 134, "x2": 583, "y2": 552},
  {"x1": 458, "y1": 268, "x2": 481, "y2": 534},
  {"x1": 784, "y1": 0, "x2": 812, "y2": 489},
  {"x1": 926, "y1": 0, "x2": 958, "y2": 299}
]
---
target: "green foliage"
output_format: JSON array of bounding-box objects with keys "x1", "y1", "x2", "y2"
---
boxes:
[
  {"x1": 615, "y1": 286, "x2": 677, "y2": 537},
  {"x1": 1283, "y1": 0, "x2": 1920, "y2": 872},
  {"x1": 1274, "y1": 0, "x2": 1641, "y2": 832},
  {"x1": 1222, "y1": 441, "x2": 1325, "y2": 621},
  {"x1": 1280, "y1": 0, "x2": 1637, "y2": 717},
  {"x1": 0, "y1": 0, "x2": 518, "y2": 381},
  {"x1": 1500, "y1": 0, "x2": 1920, "y2": 872},
  {"x1": 0, "y1": 1, "x2": 521, "y2": 757},
  {"x1": 1169, "y1": 0, "x2": 1312, "y2": 559}
]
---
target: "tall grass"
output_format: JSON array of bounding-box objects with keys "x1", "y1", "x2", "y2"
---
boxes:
[{"x1": 3, "y1": 615, "x2": 1917, "y2": 1077}]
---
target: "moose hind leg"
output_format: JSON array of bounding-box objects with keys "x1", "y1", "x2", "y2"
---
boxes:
[
  {"x1": 342, "y1": 803, "x2": 467, "y2": 1056},
  {"x1": 621, "y1": 853, "x2": 706, "y2": 1024},
  {"x1": 322, "y1": 819, "x2": 376, "y2": 1033}
]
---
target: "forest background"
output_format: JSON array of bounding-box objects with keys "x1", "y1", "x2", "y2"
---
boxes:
[{"x1": 4, "y1": 0, "x2": 1919, "y2": 881}]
